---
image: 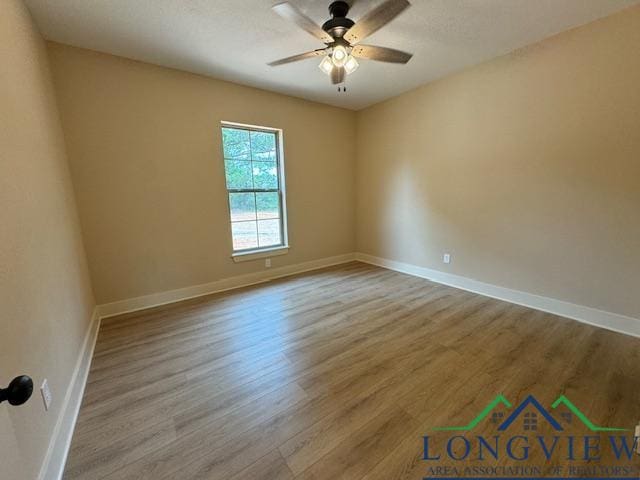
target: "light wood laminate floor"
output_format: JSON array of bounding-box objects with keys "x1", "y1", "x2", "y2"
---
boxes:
[{"x1": 64, "y1": 262, "x2": 640, "y2": 479}]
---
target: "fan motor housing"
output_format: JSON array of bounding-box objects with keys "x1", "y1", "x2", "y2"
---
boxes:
[{"x1": 323, "y1": 1, "x2": 354, "y2": 38}]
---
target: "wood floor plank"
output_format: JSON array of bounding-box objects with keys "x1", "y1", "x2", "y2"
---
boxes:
[
  {"x1": 100, "y1": 381, "x2": 308, "y2": 480},
  {"x1": 63, "y1": 262, "x2": 640, "y2": 480},
  {"x1": 64, "y1": 418, "x2": 177, "y2": 480},
  {"x1": 280, "y1": 348, "x2": 450, "y2": 474},
  {"x1": 294, "y1": 406, "x2": 420, "y2": 480},
  {"x1": 228, "y1": 449, "x2": 294, "y2": 480}
]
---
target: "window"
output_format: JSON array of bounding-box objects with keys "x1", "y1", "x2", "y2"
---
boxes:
[
  {"x1": 221, "y1": 123, "x2": 288, "y2": 256},
  {"x1": 523, "y1": 412, "x2": 537, "y2": 431}
]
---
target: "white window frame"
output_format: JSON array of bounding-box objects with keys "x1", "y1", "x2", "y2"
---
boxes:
[{"x1": 220, "y1": 121, "x2": 289, "y2": 262}]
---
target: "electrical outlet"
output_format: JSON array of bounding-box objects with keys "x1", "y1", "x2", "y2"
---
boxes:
[
  {"x1": 443, "y1": 253, "x2": 451, "y2": 264},
  {"x1": 40, "y1": 379, "x2": 52, "y2": 411},
  {"x1": 265, "y1": 258, "x2": 271, "y2": 268}
]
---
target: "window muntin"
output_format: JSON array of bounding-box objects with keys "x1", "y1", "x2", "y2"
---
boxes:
[{"x1": 221, "y1": 124, "x2": 287, "y2": 253}]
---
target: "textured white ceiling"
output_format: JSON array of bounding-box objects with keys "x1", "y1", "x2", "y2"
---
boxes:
[{"x1": 25, "y1": 0, "x2": 640, "y2": 110}]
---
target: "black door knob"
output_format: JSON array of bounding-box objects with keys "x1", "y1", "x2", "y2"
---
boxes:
[{"x1": 0, "y1": 375, "x2": 34, "y2": 406}]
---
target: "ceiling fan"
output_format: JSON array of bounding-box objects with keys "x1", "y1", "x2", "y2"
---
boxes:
[{"x1": 268, "y1": 0, "x2": 413, "y2": 87}]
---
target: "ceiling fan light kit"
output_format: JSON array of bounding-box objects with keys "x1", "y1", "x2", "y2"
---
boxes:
[
  {"x1": 318, "y1": 44, "x2": 359, "y2": 77},
  {"x1": 269, "y1": 0, "x2": 413, "y2": 90}
]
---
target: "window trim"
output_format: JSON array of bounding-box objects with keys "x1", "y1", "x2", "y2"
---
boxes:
[
  {"x1": 220, "y1": 121, "x2": 289, "y2": 260},
  {"x1": 231, "y1": 245, "x2": 290, "y2": 263}
]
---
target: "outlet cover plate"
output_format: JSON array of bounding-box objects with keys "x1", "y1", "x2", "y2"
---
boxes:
[{"x1": 40, "y1": 379, "x2": 52, "y2": 411}]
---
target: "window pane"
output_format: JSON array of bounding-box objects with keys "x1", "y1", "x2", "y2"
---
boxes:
[
  {"x1": 257, "y1": 219, "x2": 281, "y2": 247},
  {"x1": 222, "y1": 128, "x2": 250, "y2": 160},
  {"x1": 256, "y1": 192, "x2": 279, "y2": 220},
  {"x1": 252, "y1": 162, "x2": 278, "y2": 189},
  {"x1": 229, "y1": 193, "x2": 256, "y2": 222},
  {"x1": 250, "y1": 131, "x2": 276, "y2": 160},
  {"x1": 225, "y1": 160, "x2": 253, "y2": 189},
  {"x1": 231, "y1": 221, "x2": 258, "y2": 250}
]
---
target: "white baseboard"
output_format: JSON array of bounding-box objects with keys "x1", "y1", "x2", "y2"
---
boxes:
[
  {"x1": 356, "y1": 252, "x2": 640, "y2": 338},
  {"x1": 38, "y1": 307, "x2": 101, "y2": 480},
  {"x1": 97, "y1": 253, "x2": 357, "y2": 319}
]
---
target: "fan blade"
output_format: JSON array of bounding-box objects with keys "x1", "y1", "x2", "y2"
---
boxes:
[
  {"x1": 331, "y1": 66, "x2": 345, "y2": 85},
  {"x1": 344, "y1": 0, "x2": 410, "y2": 45},
  {"x1": 268, "y1": 49, "x2": 327, "y2": 66},
  {"x1": 272, "y1": 2, "x2": 334, "y2": 44},
  {"x1": 351, "y1": 44, "x2": 412, "y2": 63}
]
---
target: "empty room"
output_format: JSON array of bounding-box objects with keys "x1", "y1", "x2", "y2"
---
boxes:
[{"x1": 2, "y1": 0, "x2": 640, "y2": 479}]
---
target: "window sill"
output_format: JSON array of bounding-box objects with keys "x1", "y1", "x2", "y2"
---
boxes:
[{"x1": 232, "y1": 246, "x2": 289, "y2": 263}]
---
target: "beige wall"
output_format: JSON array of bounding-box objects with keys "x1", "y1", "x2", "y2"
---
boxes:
[
  {"x1": 356, "y1": 6, "x2": 640, "y2": 319},
  {"x1": 47, "y1": 43, "x2": 357, "y2": 305},
  {"x1": 0, "y1": 1, "x2": 95, "y2": 478}
]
